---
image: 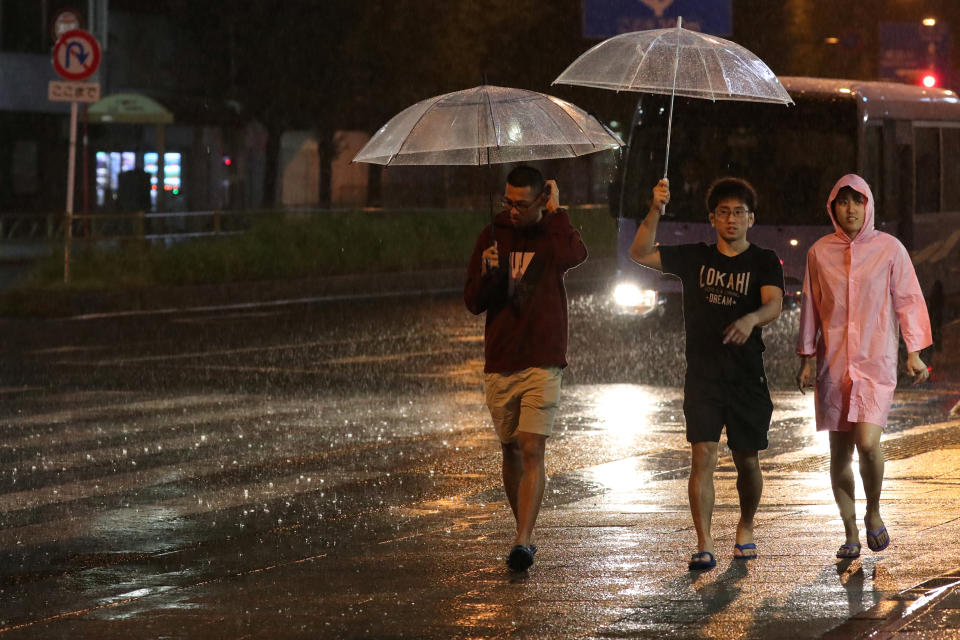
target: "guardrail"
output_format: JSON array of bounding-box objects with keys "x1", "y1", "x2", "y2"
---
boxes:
[{"x1": 0, "y1": 209, "x2": 261, "y2": 243}]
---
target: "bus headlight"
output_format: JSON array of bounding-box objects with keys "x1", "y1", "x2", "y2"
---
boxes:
[{"x1": 613, "y1": 283, "x2": 657, "y2": 309}]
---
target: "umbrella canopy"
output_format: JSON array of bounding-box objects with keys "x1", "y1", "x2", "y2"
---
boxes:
[
  {"x1": 554, "y1": 17, "x2": 791, "y2": 182},
  {"x1": 553, "y1": 22, "x2": 793, "y2": 105},
  {"x1": 353, "y1": 85, "x2": 623, "y2": 166}
]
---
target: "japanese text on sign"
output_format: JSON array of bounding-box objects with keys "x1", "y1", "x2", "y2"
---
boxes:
[{"x1": 48, "y1": 81, "x2": 101, "y2": 103}]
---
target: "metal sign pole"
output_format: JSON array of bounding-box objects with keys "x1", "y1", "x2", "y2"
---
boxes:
[
  {"x1": 64, "y1": 100, "x2": 78, "y2": 283},
  {"x1": 51, "y1": 27, "x2": 102, "y2": 283}
]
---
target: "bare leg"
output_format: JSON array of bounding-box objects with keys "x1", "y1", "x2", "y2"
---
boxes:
[
  {"x1": 829, "y1": 430, "x2": 859, "y2": 545},
  {"x1": 501, "y1": 441, "x2": 522, "y2": 520},
  {"x1": 689, "y1": 441, "x2": 719, "y2": 555},
  {"x1": 512, "y1": 431, "x2": 547, "y2": 547},
  {"x1": 731, "y1": 450, "x2": 762, "y2": 554},
  {"x1": 854, "y1": 422, "x2": 887, "y2": 547}
]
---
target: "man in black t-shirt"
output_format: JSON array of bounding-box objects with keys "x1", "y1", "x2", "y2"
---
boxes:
[{"x1": 630, "y1": 177, "x2": 784, "y2": 571}]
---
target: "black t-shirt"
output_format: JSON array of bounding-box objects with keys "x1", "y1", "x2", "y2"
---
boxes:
[{"x1": 660, "y1": 243, "x2": 784, "y2": 381}]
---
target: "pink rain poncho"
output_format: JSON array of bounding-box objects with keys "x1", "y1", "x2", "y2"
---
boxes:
[{"x1": 797, "y1": 174, "x2": 932, "y2": 431}]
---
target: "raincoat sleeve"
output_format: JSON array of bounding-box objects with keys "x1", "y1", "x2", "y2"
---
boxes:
[
  {"x1": 890, "y1": 242, "x2": 933, "y2": 353},
  {"x1": 547, "y1": 210, "x2": 588, "y2": 271},
  {"x1": 464, "y1": 227, "x2": 507, "y2": 315},
  {"x1": 796, "y1": 250, "x2": 821, "y2": 357}
]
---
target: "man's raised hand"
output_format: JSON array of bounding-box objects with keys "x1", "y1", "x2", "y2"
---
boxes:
[
  {"x1": 543, "y1": 180, "x2": 559, "y2": 214},
  {"x1": 652, "y1": 179, "x2": 670, "y2": 212}
]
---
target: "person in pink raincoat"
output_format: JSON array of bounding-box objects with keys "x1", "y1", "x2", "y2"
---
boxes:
[{"x1": 796, "y1": 174, "x2": 932, "y2": 560}]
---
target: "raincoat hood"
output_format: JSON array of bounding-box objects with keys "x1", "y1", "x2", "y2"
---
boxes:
[{"x1": 826, "y1": 174, "x2": 875, "y2": 242}]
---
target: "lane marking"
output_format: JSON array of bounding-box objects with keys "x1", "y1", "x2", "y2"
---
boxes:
[{"x1": 64, "y1": 287, "x2": 462, "y2": 321}]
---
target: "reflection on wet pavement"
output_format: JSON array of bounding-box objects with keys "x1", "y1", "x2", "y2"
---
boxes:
[{"x1": 0, "y1": 289, "x2": 957, "y2": 637}]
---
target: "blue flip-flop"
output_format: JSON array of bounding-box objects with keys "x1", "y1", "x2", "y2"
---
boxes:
[
  {"x1": 506, "y1": 544, "x2": 535, "y2": 571},
  {"x1": 866, "y1": 525, "x2": 890, "y2": 552},
  {"x1": 688, "y1": 551, "x2": 716, "y2": 571},
  {"x1": 733, "y1": 542, "x2": 757, "y2": 560}
]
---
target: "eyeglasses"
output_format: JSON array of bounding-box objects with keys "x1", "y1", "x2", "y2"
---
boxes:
[
  {"x1": 714, "y1": 207, "x2": 751, "y2": 220},
  {"x1": 501, "y1": 197, "x2": 535, "y2": 211}
]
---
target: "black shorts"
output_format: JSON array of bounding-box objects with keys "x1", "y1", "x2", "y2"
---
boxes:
[{"x1": 683, "y1": 374, "x2": 773, "y2": 451}]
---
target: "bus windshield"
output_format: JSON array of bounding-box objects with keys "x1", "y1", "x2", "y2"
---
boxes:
[{"x1": 617, "y1": 94, "x2": 858, "y2": 225}]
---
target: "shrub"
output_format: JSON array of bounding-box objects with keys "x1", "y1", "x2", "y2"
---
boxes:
[{"x1": 18, "y1": 207, "x2": 615, "y2": 291}]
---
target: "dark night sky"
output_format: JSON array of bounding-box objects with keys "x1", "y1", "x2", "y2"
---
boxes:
[{"x1": 8, "y1": 0, "x2": 959, "y2": 133}]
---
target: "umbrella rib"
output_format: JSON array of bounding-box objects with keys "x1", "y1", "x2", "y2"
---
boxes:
[
  {"x1": 696, "y1": 45, "x2": 717, "y2": 100},
  {"x1": 621, "y1": 34, "x2": 654, "y2": 92},
  {"x1": 626, "y1": 29, "x2": 677, "y2": 91},
  {"x1": 482, "y1": 86, "x2": 500, "y2": 164},
  {"x1": 476, "y1": 88, "x2": 483, "y2": 165},
  {"x1": 715, "y1": 46, "x2": 759, "y2": 100},
  {"x1": 535, "y1": 100, "x2": 590, "y2": 156},
  {"x1": 386, "y1": 97, "x2": 447, "y2": 166}
]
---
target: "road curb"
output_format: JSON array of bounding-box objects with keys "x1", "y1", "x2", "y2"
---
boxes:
[
  {"x1": 0, "y1": 268, "x2": 459, "y2": 317},
  {"x1": 822, "y1": 568, "x2": 960, "y2": 638},
  {"x1": 0, "y1": 259, "x2": 617, "y2": 318}
]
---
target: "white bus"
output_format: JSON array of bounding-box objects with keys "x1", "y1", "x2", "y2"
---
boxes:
[{"x1": 611, "y1": 76, "x2": 960, "y2": 350}]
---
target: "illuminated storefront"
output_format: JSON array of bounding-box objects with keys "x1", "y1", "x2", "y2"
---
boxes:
[{"x1": 94, "y1": 150, "x2": 182, "y2": 210}]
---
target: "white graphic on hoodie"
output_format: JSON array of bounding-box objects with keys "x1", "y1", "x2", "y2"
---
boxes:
[{"x1": 509, "y1": 251, "x2": 535, "y2": 297}]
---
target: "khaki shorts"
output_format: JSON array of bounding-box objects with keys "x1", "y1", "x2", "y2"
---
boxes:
[{"x1": 484, "y1": 367, "x2": 562, "y2": 443}]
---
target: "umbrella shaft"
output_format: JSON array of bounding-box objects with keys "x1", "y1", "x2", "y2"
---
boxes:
[
  {"x1": 663, "y1": 16, "x2": 682, "y2": 180},
  {"x1": 664, "y1": 95, "x2": 675, "y2": 179}
]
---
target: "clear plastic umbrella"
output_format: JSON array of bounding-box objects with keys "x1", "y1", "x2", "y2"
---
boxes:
[
  {"x1": 354, "y1": 84, "x2": 622, "y2": 166},
  {"x1": 553, "y1": 17, "x2": 792, "y2": 179},
  {"x1": 354, "y1": 84, "x2": 623, "y2": 233}
]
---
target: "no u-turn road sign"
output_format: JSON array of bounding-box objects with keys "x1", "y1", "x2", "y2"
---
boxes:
[{"x1": 52, "y1": 29, "x2": 101, "y2": 81}]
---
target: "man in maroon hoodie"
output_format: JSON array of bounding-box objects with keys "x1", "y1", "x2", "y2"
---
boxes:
[{"x1": 464, "y1": 165, "x2": 588, "y2": 572}]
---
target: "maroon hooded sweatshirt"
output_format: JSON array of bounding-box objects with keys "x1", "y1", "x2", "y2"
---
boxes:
[{"x1": 464, "y1": 209, "x2": 588, "y2": 374}]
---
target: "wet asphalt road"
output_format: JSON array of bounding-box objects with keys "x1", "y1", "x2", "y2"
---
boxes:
[{"x1": 0, "y1": 283, "x2": 958, "y2": 638}]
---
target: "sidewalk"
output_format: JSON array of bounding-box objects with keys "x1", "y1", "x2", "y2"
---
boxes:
[
  {"x1": 3, "y1": 262, "x2": 959, "y2": 638},
  {"x1": 521, "y1": 416, "x2": 960, "y2": 639},
  {"x1": 348, "y1": 412, "x2": 960, "y2": 639},
  {"x1": 15, "y1": 412, "x2": 960, "y2": 639}
]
